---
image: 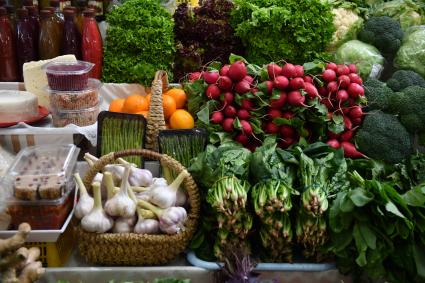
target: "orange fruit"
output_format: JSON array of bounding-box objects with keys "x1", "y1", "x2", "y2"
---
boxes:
[
  {"x1": 136, "y1": 110, "x2": 148, "y2": 118},
  {"x1": 164, "y1": 88, "x2": 187, "y2": 109},
  {"x1": 122, "y1": 94, "x2": 148, "y2": 114},
  {"x1": 109, "y1": 98, "x2": 125, "y2": 112},
  {"x1": 146, "y1": 94, "x2": 151, "y2": 105},
  {"x1": 169, "y1": 109, "x2": 194, "y2": 129},
  {"x1": 162, "y1": 95, "x2": 177, "y2": 119}
]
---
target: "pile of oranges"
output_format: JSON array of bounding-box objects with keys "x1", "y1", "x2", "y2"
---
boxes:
[{"x1": 108, "y1": 88, "x2": 195, "y2": 129}]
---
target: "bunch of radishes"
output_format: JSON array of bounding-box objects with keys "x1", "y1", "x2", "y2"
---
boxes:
[
  {"x1": 187, "y1": 59, "x2": 367, "y2": 158},
  {"x1": 320, "y1": 63, "x2": 366, "y2": 158}
]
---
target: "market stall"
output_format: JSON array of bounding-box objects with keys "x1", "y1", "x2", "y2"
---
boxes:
[{"x1": 0, "y1": 0, "x2": 425, "y2": 282}]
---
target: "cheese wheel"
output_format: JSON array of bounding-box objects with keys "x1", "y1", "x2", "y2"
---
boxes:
[{"x1": 0, "y1": 91, "x2": 39, "y2": 123}]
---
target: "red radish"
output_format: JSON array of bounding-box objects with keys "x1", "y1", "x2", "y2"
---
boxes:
[
  {"x1": 338, "y1": 75, "x2": 351, "y2": 88},
  {"x1": 347, "y1": 83, "x2": 364, "y2": 98},
  {"x1": 265, "y1": 81, "x2": 273, "y2": 94},
  {"x1": 327, "y1": 130, "x2": 340, "y2": 139},
  {"x1": 336, "y1": 89, "x2": 349, "y2": 102},
  {"x1": 326, "y1": 62, "x2": 338, "y2": 71},
  {"x1": 337, "y1": 65, "x2": 350, "y2": 76},
  {"x1": 217, "y1": 76, "x2": 233, "y2": 91},
  {"x1": 342, "y1": 107, "x2": 351, "y2": 115},
  {"x1": 352, "y1": 117, "x2": 362, "y2": 125},
  {"x1": 341, "y1": 141, "x2": 367, "y2": 158},
  {"x1": 319, "y1": 87, "x2": 327, "y2": 96},
  {"x1": 304, "y1": 76, "x2": 313, "y2": 84},
  {"x1": 251, "y1": 88, "x2": 259, "y2": 94},
  {"x1": 224, "y1": 105, "x2": 237, "y2": 118},
  {"x1": 340, "y1": 130, "x2": 354, "y2": 141},
  {"x1": 304, "y1": 82, "x2": 320, "y2": 99},
  {"x1": 206, "y1": 84, "x2": 221, "y2": 100},
  {"x1": 327, "y1": 81, "x2": 338, "y2": 94},
  {"x1": 294, "y1": 65, "x2": 304, "y2": 77},
  {"x1": 344, "y1": 116, "x2": 353, "y2": 130},
  {"x1": 274, "y1": 76, "x2": 289, "y2": 90},
  {"x1": 287, "y1": 91, "x2": 306, "y2": 107},
  {"x1": 327, "y1": 139, "x2": 340, "y2": 149},
  {"x1": 348, "y1": 98, "x2": 357, "y2": 106},
  {"x1": 289, "y1": 77, "x2": 305, "y2": 90},
  {"x1": 234, "y1": 133, "x2": 249, "y2": 146},
  {"x1": 246, "y1": 144, "x2": 258, "y2": 152},
  {"x1": 240, "y1": 120, "x2": 253, "y2": 135},
  {"x1": 210, "y1": 111, "x2": 224, "y2": 124},
  {"x1": 204, "y1": 71, "x2": 219, "y2": 84},
  {"x1": 270, "y1": 92, "x2": 287, "y2": 109},
  {"x1": 282, "y1": 111, "x2": 295, "y2": 119},
  {"x1": 265, "y1": 122, "x2": 280, "y2": 134},
  {"x1": 279, "y1": 137, "x2": 295, "y2": 149},
  {"x1": 267, "y1": 63, "x2": 282, "y2": 79},
  {"x1": 348, "y1": 73, "x2": 362, "y2": 85},
  {"x1": 243, "y1": 75, "x2": 254, "y2": 84},
  {"x1": 189, "y1": 72, "x2": 202, "y2": 82},
  {"x1": 241, "y1": 99, "x2": 254, "y2": 111},
  {"x1": 237, "y1": 109, "x2": 251, "y2": 120},
  {"x1": 281, "y1": 63, "x2": 297, "y2": 78},
  {"x1": 228, "y1": 61, "x2": 247, "y2": 82},
  {"x1": 280, "y1": 125, "x2": 295, "y2": 137},
  {"x1": 235, "y1": 80, "x2": 251, "y2": 94},
  {"x1": 222, "y1": 118, "x2": 234, "y2": 132},
  {"x1": 348, "y1": 64, "x2": 357, "y2": 74},
  {"x1": 322, "y1": 69, "x2": 336, "y2": 82},
  {"x1": 349, "y1": 106, "x2": 363, "y2": 119},
  {"x1": 321, "y1": 98, "x2": 334, "y2": 110},
  {"x1": 223, "y1": 92, "x2": 234, "y2": 105},
  {"x1": 268, "y1": 108, "x2": 282, "y2": 119},
  {"x1": 220, "y1": 65, "x2": 230, "y2": 76}
]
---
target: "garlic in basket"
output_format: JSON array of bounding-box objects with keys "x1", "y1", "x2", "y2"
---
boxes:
[
  {"x1": 134, "y1": 208, "x2": 159, "y2": 234},
  {"x1": 74, "y1": 173, "x2": 94, "y2": 219},
  {"x1": 148, "y1": 170, "x2": 189, "y2": 209},
  {"x1": 81, "y1": 182, "x2": 114, "y2": 233},
  {"x1": 113, "y1": 215, "x2": 137, "y2": 233},
  {"x1": 117, "y1": 158, "x2": 153, "y2": 187},
  {"x1": 104, "y1": 165, "x2": 136, "y2": 217}
]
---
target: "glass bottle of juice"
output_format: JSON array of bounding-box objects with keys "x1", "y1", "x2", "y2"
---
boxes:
[
  {"x1": 0, "y1": 7, "x2": 18, "y2": 81},
  {"x1": 15, "y1": 8, "x2": 36, "y2": 81},
  {"x1": 61, "y1": 9, "x2": 80, "y2": 58},
  {"x1": 74, "y1": 0, "x2": 86, "y2": 33},
  {"x1": 38, "y1": 9, "x2": 61, "y2": 59},
  {"x1": 25, "y1": 5, "x2": 39, "y2": 60},
  {"x1": 81, "y1": 8, "x2": 102, "y2": 79},
  {"x1": 5, "y1": 5, "x2": 15, "y2": 33}
]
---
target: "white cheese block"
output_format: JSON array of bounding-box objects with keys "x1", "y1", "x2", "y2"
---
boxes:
[
  {"x1": 23, "y1": 55, "x2": 77, "y2": 110},
  {"x1": 0, "y1": 91, "x2": 39, "y2": 123}
]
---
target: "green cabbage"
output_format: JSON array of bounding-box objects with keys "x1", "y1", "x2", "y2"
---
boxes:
[
  {"x1": 334, "y1": 40, "x2": 384, "y2": 79},
  {"x1": 395, "y1": 26, "x2": 425, "y2": 78}
]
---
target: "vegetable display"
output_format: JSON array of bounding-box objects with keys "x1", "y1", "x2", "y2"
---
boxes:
[
  {"x1": 102, "y1": 0, "x2": 175, "y2": 85},
  {"x1": 394, "y1": 26, "x2": 425, "y2": 78}
]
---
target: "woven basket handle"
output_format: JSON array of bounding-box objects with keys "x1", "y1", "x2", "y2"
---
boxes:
[{"x1": 146, "y1": 71, "x2": 168, "y2": 152}]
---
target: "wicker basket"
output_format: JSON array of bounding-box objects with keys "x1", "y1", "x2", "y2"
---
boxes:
[{"x1": 77, "y1": 149, "x2": 201, "y2": 265}]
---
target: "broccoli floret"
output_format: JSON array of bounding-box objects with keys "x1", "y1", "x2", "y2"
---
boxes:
[
  {"x1": 363, "y1": 79, "x2": 393, "y2": 111},
  {"x1": 390, "y1": 86, "x2": 425, "y2": 133},
  {"x1": 355, "y1": 110, "x2": 413, "y2": 164},
  {"x1": 386, "y1": 70, "x2": 425, "y2": 91},
  {"x1": 358, "y1": 16, "x2": 404, "y2": 57}
]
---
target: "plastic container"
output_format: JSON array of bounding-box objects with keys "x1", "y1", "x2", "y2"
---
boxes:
[
  {"x1": 2, "y1": 144, "x2": 80, "y2": 229},
  {"x1": 52, "y1": 100, "x2": 100, "y2": 127},
  {"x1": 44, "y1": 60, "x2": 94, "y2": 91},
  {"x1": 47, "y1": 78, "x2": 101, "y2": 110}
]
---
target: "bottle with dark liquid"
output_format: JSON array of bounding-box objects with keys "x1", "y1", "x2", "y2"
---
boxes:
[
  {"x1": 38, "y1": 9, "x2": 61, "y2": 59},
  {"x1": 61, "y1": 9, "x2": 80, "y2": 58},
  {"x1": 25, "y1": 5, "x2": 39, "y2": 60},
  {"x1": 15, "y1": 8, "x2": 36, "y2": 81},
  {"x1": 0, "y1": 6, "x2": 18, "y2": 81}
]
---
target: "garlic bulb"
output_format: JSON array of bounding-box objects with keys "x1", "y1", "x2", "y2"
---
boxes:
[
  {"x1": 81, "y1": 182, "x2": 114, "y2": 233},
  {"x1": 105, "y1": 165, "x2": 136, "y2": 217},
  {"x1": 151, "y1": 178, "x2": 168, "y2": 188},
  {"x1": 84, "y1": 153, "x2": 124, "y2": 183},
  {"x1": 113, "y1": 215, "x2": 136, "y2": 233},
  {"x1": 134, "y1": 208, "x2": 159, "y2": 234},
  {"x1": 149, "y1": 170, "x2": 189, "y2": 209},
  {"x1": 103, "y1": 172, "x2": 116, "y2": 200},
  {"x1": 74, "y1": 173, "x2": 94, "y2": 219},
  {"x1": 117, "y1": 158, "x2": 153, "y2": 187}
]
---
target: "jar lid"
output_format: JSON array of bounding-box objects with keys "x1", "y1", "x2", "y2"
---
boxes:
[
  {"x1": 25, "y1": 6, "x2": 38, "y2": 16},
  {"x1": 16, "y1": 8, "x2": 28, "y2": 18},
  {"x1": 0, "y1": 7, "x2": 6, "y2": 16},
  {"x1": 40, "y1": 9, "x2": 53, "y2": 18},
  {"x1": 63, "y1": 9, "x2": 75, "y2": 18},
  {"x1": 82, "y1": 8, "x2": 95, "y2": 17}
]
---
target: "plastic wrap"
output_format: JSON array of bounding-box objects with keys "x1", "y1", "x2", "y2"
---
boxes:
[{"x1": 395, "y1": 25, "x2": 425, "y2": 77}]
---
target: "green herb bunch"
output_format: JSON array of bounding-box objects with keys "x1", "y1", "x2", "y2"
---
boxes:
[
  {"x1": 102, "y1": 0, "x2": 175, "y2": 85},
  {"x1": 230, "y1": 0, "x2": 335, "y2": 64}
]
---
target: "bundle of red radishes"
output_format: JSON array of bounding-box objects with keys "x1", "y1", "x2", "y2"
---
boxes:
[{"x1": 186, "y1": 58, "x2": 367, "y2": 158}]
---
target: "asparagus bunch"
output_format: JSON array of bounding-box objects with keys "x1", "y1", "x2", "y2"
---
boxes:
[
  {"x1": 207, "y1": 176, "x2": 253, "y2": 260},
  {"x1": 251, "y1": 180, "x2": 295, "y2": 262}
]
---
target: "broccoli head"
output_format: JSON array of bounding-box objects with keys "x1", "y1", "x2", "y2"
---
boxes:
[
  {"x1": 358, "y1": 16, "x2": 404, "y2": 57},
  {"x1": 363, "y1": 79, "x2": 394, "y2": 112},
  {"x1": 355, "y1": 110, "x2": 413, "y2": 164},
  {"x1": 391, "y1": 86, "x2": 425, "y2": 134},
  {"x1": 386, "y1": 70, "x2": 425, "y2": 91}
]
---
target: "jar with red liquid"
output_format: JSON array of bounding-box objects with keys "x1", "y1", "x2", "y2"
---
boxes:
[
  {"x1": 15, "y1": 8, "x2": 36, "y2": 81},
  {"x1": 61, "y1": 9, "x2": 81, "y2": 58},
  {"x1": 0, "y1": 7, "x2": 18, "y2": 81},
  {"x1": 81, "y1": 8, "x2": 102, "y2": 79}
]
